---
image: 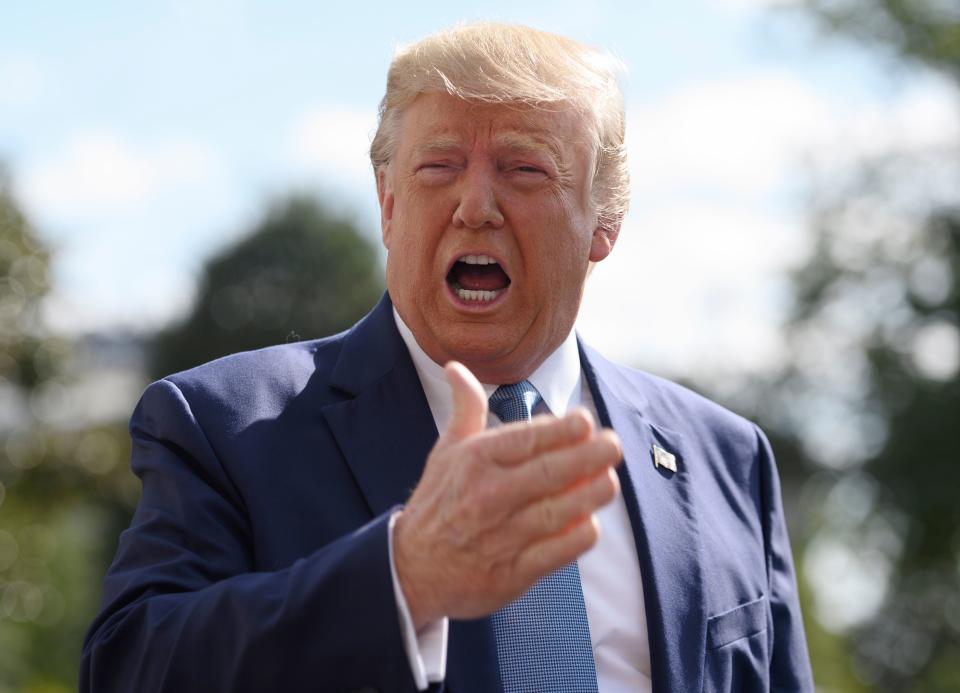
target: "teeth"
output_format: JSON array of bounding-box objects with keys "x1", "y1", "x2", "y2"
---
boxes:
[
  {"x1": 456, "y1": 288, "x2": 500, "y2": 302},
  {"x1": 460, "y1": 254, "x2": 496, "y2": 265}
]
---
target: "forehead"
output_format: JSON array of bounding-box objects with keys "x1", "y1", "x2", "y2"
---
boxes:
[{"x1": 397, "y1": 92, "x2": 592, "y2": 157}]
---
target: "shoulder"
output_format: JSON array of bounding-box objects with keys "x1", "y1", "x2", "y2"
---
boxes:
[
  {"x1": 137, "y1": 331, "x2": 350, "y2": 431},
  {"x1": 135, "y1": 294, "x2": 403, "y2": 436},
  {"x1": 581, "y1": 343, "x2": 762, "y2": 455},
  {"x1": 169, "y1": 333, "x2": 344, "y2": 395}
]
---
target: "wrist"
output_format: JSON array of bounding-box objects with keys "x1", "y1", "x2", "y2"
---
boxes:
[{"x1": 394, "y1": 509, "x2": 442, "y2": 630}]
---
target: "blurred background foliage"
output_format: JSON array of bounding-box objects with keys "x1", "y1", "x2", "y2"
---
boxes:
[
  {"x1": 151, "y1": 195, "x2": 383, "y2": 381},
  {"x1": 0, "y1": 1, "x2": 958, "y2": 691},
  {"x1": 0, "y1": 188, "x2": 382, "y2": 692},
  {"x1": 0, "y1": 176, "x2": 138, "y2": 691},
  {"x1": 719, "y1": 0, "x2": 960, "y2": 689}
]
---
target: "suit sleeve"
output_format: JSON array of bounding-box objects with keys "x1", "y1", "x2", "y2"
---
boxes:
[
  {"x1": 81, "y1": 378, "x2": 424, "y2": 693},
  {"x1": 754, "y1": 425, "x2": 815, "y2": 691}
]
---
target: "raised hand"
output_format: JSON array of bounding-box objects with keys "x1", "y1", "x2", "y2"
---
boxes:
[{"x1": 393, "y1": 361, "x2": 622, "y2": 630}]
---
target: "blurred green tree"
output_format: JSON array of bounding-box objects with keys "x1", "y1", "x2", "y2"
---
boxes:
[
  {"x1": 151, "y1": 195, "x2": 384, "y2": 380},
  {"x1": 774, "y1": 169, "x2": 960, "y2": 691},
  {"x1": 740, "y1": 1, "x2": 960, "y2": 689},
  {"x1": 0, "y1": 172, "x2": 136, "y2": 693},
  {"x1": 1, "y1": 183, "x2": 384, "y2": 691},
  {"x1": 0, "y1": 169, "x2": 56, "y2": 392},
  {"x1": 799, "y1": 0, "x2": 960, "y2": 79}
]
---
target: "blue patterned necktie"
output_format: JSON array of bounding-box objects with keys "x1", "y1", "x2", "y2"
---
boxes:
[{"x1": 488, "y1": 381, "x2": 599, "y2": 693}]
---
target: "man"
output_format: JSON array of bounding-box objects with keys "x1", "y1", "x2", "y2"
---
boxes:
[{"x1": 82, "y1": 23, "x2": 814, "y2": 693}]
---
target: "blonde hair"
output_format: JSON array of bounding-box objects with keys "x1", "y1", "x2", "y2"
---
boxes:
[{"x1": 370, "y1": 22, "x2": 629, "y2": 229}]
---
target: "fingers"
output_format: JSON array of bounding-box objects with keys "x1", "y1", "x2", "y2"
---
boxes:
[
  {"x1": 498, "y1": 428, "x2": 621, "y2": 509},
  {"x1": 442, "y1": 361, "x2": 488, "y2": 441},
  {"x1": 512, "y1": 516, "x2": 601, "y2": 585},
  {"x1": 466, "y1": 434, "x2": 620, "y2": 570},
  {"x1": 481, "y1": 407, "x2": 597, "y2": 466},
  {"x1": 456, "y1": 415, "x2": 620, "y2": 549},
  {"x1": 506, "y1": 467, "x2": 620, "y2": 547}
]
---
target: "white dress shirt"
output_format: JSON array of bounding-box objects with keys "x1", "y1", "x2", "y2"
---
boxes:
[{"x1": 389, "y1": 309, "x2": 652, "y2": 692}]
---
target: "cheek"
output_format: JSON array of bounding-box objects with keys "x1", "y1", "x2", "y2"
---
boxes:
[
  {"x1": 392, "y1": 189, "x2": 450, "y2": 260},
  {"x1": 545, "y1": 218, "x2": 594, "y2": 272},
  {"x1": 385, "y1": 219, "x2": 439, "y2": 293}
]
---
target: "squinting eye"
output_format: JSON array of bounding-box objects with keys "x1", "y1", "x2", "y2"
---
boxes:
[
  {"x1": 416, "y1": 163, "x2": 458, "y2": 185},
  {"x1": 511, "y1": 165, "x2": 547, "y2": 175},
  {"x1": 418, "y1": 163, "x2": 457, "y2": 175}
]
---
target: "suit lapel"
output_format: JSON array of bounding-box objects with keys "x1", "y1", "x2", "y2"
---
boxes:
[
  {"x1": 320, "y1": 294, "x2": 502, "y2": 693},
  {"x1": 321, "y1": 294, "x2": 437, "y2": 516},
  {"x1": 580, "y1": 341, "x2": 708, "y2": 693}
]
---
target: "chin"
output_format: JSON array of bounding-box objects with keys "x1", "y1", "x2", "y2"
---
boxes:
[
  {"x1": 443, "y1": 338, "x2": 542, "y2": 385},
  {"x1": 442, "y1": 334, "x2": 512, "y2": 365}
]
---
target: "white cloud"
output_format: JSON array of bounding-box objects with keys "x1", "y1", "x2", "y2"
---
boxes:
[
  {"x1": 287, "y1": 107, "x2": 378, "y2": 185},
  {"x1": 629, "y1": 71, "x2": 833, "y2": 199},
  {"x1": 581, "y1": 71, "x2": 828, "y2": 375},
  {"x1": 579, "y1": 70, "x2": 958, "y2": 378},
  {"x1": 807, "y1": 77, "x2": 960, "y2": 172},
  {"x1": 42, "y1": 258, "x2": 196, "y2": 335},
  {"x1": 19, "y1": 132, "x2": 226, "y2": 222},
  {"x1": 579, "y1": 203, "x2": 796, "y2": 376},
  {"x1": 22, "y1": 134, "x2": 152, "y2": 212},
  {"x1": 16, "y1": 131, "x2": 245, "y2": 334},
  {"x1": 629, "y1": 70, "x2": 959, "y2": 201}
]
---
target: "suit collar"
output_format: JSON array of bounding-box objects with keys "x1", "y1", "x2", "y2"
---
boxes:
[
  {"x1": 579, "y1": 338, "x2": 708, "y2": 693},
  {"x1": 322, "y1": 293, "x2": 436, "y2": 517},
  {"x1": 327, "y1": 292, "x2": 405, "y2": 397}
]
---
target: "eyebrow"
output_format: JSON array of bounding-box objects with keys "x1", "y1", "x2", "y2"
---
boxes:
[
  {"x1": 413, "y1": 131, "x2": 565, "y2": 166},
  {"x1": 414, "y1": 135, "x2": 463, "y2": 155},
  {"x1": 494, "y1": 131, "x2": 564, "y2": 166}
]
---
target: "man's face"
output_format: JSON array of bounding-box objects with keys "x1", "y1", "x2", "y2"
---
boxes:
[{"x1": 378, "y1": 92, "x2": 616, "y2": 383}]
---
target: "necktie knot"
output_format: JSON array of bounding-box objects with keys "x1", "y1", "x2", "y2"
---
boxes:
[{"x1": 489, "y1": 381, "x2": 542, "y2": 423}]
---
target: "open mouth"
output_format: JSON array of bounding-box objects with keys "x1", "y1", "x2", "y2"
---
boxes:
[{"x1": 446, "y1": 254, "x2": 511, "y2": 304}]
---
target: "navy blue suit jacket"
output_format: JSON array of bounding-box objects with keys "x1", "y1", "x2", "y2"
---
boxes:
[{"x1": 82, "y1": 294, "x2": 813, "y2": 692}]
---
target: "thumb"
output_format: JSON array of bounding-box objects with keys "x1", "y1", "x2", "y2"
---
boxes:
[{"x1": 442, "y1": 361, "x2": 488, "y2": 441}]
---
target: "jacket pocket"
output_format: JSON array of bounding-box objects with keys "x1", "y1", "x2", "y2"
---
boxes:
[
  {"x1": 703, "y1": 595, "x2": 769, "y2": 693},
  {"x1": 708, "y1": 595, "x2": 767, "y2": 649}
]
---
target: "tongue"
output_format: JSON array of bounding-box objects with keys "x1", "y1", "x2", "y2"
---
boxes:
[{"x1": 449, "y1": 263, "x2": 510, "y2": 291}]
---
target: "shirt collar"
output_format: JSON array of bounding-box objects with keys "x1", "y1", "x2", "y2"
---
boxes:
[{"x1": 393, "y1": 308, "x2": 582, "y2": 420}]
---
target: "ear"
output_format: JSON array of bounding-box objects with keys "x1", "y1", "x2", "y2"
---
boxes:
[
  {"x1": 376, "y1": 167, "x2": 395, "y2": 249},
  {"x1": 589, "y1": 218, "x2": 621, "y2": 263}
]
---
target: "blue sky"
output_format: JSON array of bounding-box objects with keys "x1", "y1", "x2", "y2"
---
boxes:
[{"x1": 2, "y1": 0, "x2": 955, "y2": 380}]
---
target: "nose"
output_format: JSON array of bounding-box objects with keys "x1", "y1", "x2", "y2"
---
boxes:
[{"x1": 452, "y1": 164, "x2": 504, "y2": 229}]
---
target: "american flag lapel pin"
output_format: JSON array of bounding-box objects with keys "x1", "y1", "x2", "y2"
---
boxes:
[{"x1": 652, "y1": 444, "x2": 677, "y2": 472}]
